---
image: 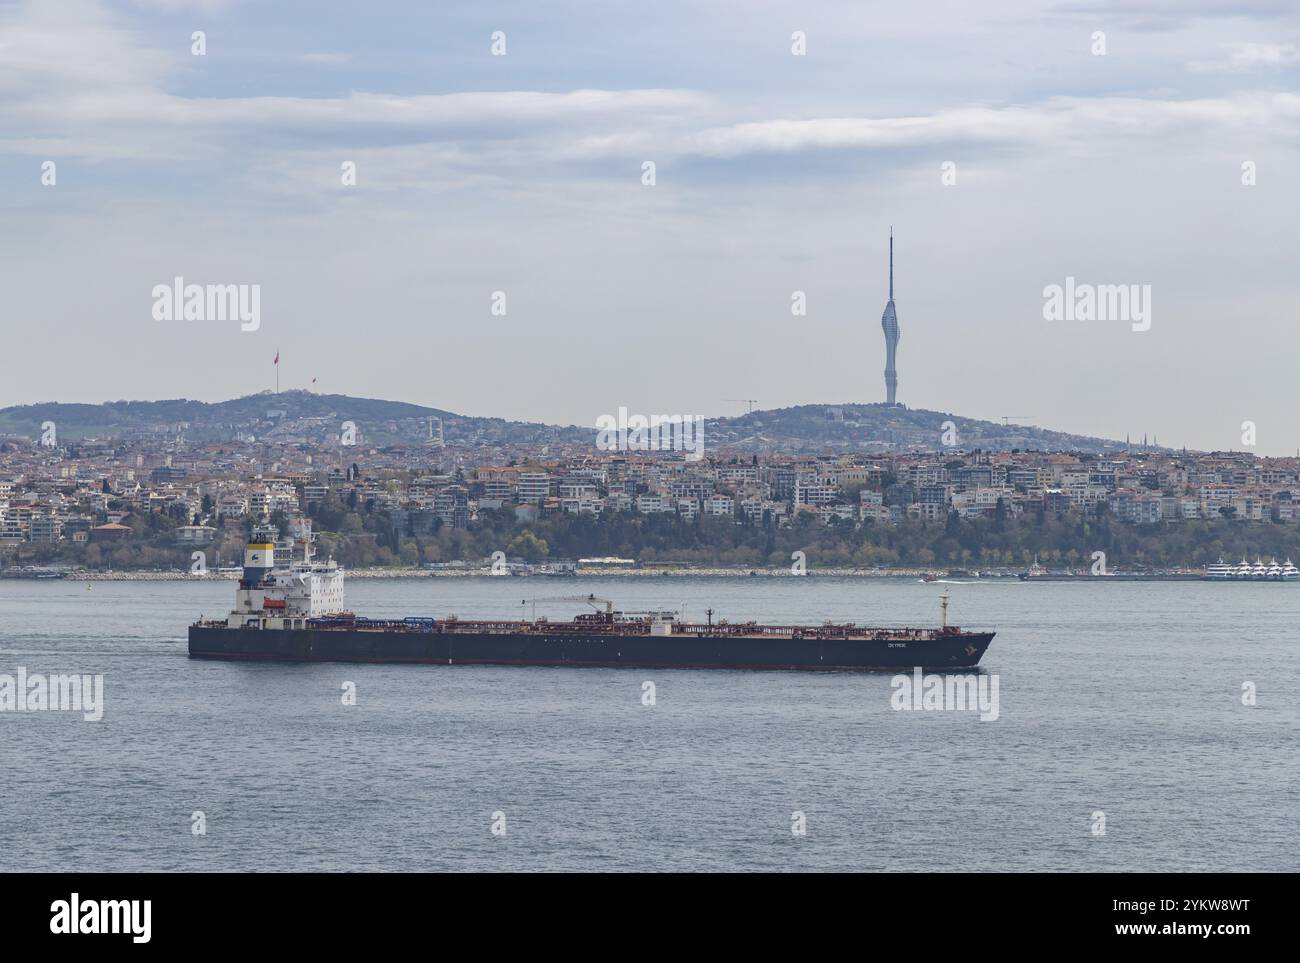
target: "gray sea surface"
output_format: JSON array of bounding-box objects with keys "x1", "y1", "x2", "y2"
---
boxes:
[{"x1": 0, "y1": 576, "x2": 1294, "y2": 871}]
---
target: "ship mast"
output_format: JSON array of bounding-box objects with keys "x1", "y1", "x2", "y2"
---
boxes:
[{"x1": 940, "y1": 590, "x2": 950, "y2": 629}]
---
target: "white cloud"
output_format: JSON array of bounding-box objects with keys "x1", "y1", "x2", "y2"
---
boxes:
[
  {"x1": 299, "y1": 52, "x2": 353, "y2": 65},
  {"x1": 0, "y1": 0, "x2": 174, "y2": 92},
  {"x1": 4, "y1": 0, "x2": 1297, "y2": 176},
  {"x1": 682, "y1": 94, "x2": 1300, "y2": 158},
  {"x1": 1050, "y1": 0, "x2": 1298, "y2": 31},
  {"x1": 127, "y1": 0, "x2": 247, "y2": 12},
  {"x1": 1188, "y1": 41, "x2": 1300, "y2": 72}
]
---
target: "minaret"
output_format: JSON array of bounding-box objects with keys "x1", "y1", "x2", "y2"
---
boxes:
[{"x1": 880, "y1": 229, "x2": 900, "y2": 405}]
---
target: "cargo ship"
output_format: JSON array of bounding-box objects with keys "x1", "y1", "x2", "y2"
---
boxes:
[{"x1": 187, "y1": 536, "x2": 995, "y2": 671}]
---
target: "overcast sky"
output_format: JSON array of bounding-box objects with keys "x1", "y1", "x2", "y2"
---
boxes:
[{"x1": 2, "y1": 0, "x2": 1298, "y2": 453}]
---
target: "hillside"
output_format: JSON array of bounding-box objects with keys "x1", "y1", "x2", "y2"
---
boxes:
[
  {"x1": 708, "y1": 403, "x2": 1129, "y2": 454},
  {"x1": 0, "y1": 393, "x2": 1132, "y2": 453},
  {"x1": 0, "y1": 391, "x2": 588, "y2": 447}
]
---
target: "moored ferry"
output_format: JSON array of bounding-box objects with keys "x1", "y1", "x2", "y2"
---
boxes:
[{"x1": 1203, "y1": 557, "x2": 1299, "y2": 581}]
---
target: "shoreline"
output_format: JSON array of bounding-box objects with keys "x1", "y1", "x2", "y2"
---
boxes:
[
  {"x1": 12, "y1": 567, "x2": 940, "y2": 581},
  {"x1": 0, "y1": 567, "x2": 1217, "y2": 582}
]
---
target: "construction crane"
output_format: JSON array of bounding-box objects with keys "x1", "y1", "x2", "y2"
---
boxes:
[
  {"x1": 1000, "y1": 416, "x2": 1033, "y2": 426},
  {"x1": 725, "y1": 398, "x2": 758, "y2": 414},
  {"x1": 521, "y1": 594, "x2": 613, "y2": 620}
]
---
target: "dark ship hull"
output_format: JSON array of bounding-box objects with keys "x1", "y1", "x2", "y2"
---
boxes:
[{"x1": 188, "y1": 624, "x2": 994, "y2": 671}]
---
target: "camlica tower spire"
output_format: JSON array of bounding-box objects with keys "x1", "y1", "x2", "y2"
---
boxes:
[{"x1": 881, "y1": 228, "x2": 900, "y2": 406}]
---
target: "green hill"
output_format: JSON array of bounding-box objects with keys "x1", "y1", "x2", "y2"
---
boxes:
[{"x1": 0, "y1": 393, "x2": 1132, "y2": 453}]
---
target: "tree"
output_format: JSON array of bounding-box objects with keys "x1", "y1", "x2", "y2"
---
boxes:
[{"x1": 507, "y1": 530, "x2": 549, "y2": 562}]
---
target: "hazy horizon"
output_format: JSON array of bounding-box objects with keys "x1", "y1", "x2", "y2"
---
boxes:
[{"x1": 3, "y1": 0, "x2": 1298, "y2": 452}]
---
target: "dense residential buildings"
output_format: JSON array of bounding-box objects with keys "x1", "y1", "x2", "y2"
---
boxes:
[{"x1": 3, "y1": 417, "x2": 1300, "y2": 570}]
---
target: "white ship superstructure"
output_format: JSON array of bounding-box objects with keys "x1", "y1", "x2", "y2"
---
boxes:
[
  {"x1": 1204, "y1": 559, "x2": 1233, "y2": 580},
  {"x1": 1203, "y1": 556, "x2": 1298, "y2": 581},
  {"x1": 226, "y1": 523, "x2": 347, "y2": 630}
]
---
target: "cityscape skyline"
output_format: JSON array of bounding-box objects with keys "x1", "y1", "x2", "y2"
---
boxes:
[{"x1": 5, "y1": 401, "x2": 1300, "y2": 575}]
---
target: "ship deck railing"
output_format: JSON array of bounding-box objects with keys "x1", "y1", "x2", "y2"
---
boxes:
[
  {"x1": 192, "y1": 615, "x2": 993, "y2": 640},
  {"x1": 246, "y1": 616, "x2": 985, "y2": 640}
]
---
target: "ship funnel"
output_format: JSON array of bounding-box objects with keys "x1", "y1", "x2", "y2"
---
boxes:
[{"x1": 243, "y1": 541, "x2": 275, "y2": 588}]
